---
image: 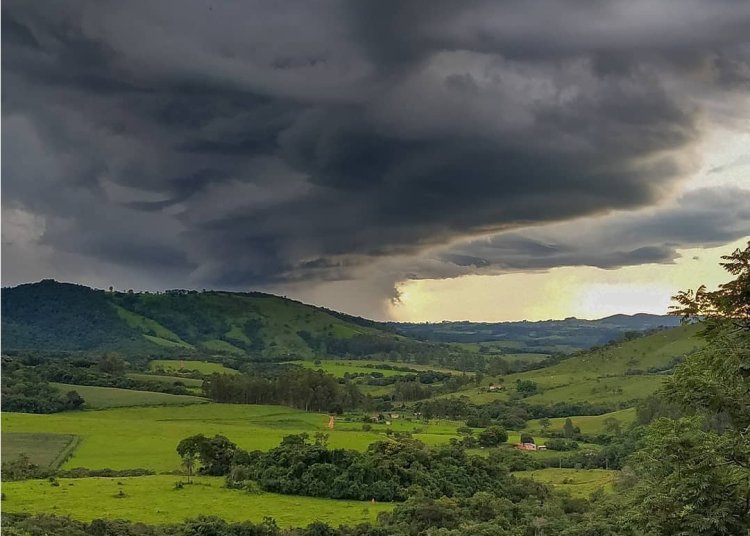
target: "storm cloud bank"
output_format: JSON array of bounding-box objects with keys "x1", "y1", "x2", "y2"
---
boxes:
[{"x1": 2, "y1": 1, "x2": 749, "y2": 312}]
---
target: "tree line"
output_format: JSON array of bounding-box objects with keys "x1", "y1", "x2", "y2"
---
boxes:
[{"x1": 202, "y1": 369, "x2": 364, "y2": 412}]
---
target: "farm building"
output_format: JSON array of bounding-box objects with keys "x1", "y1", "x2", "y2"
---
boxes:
[{"x1": 515, "y1": 443, "x2": 547, "y2": 451}]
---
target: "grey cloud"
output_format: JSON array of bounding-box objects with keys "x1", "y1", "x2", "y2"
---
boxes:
[
  {"x1": 2, "y1": 0, "x2": 749, "y2": 306},
  {"x1": 431, "y1": 187, "x2": 750, "y2": 276}
]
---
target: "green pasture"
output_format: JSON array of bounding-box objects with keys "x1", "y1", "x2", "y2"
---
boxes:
[
  {"x1": 2, "y1": 404, "x2": 461, "y2": 472},
  {"x1": 525, "y1": 408, "x2": 637, "y2": 436},
  {"x1": 149, "y1": 359, "x2": 239, "y2": 375},
  {"x1": 51, "y1": 383, "x2": 207, "y2": 409},
  {"x1": 512, "y1": 468, "x2": 617, "y2": 497},
  {"x1": 517, "y1": 323, "x2": 702, "y2": 380},
  {"x1": 1, "y1": 475, "x2": 393, "y2": 526},
  {"x1": 524, "y1": 375, "x2": 666, "y2": 405},
  {"x1": 2, "y1": 432, "x2": 80, "y2": 468},
  {"x1": 433, "y1": 325, "x2": 700, "y2": 406}
]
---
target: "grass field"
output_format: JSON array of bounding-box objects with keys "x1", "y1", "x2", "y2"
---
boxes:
[
  {"x1": 2, "y1": 432, "x2": 80, "y2": 468},
  {"x1": 2, "y1": 404, "x2": 461, "y2": 472},
  {"x1": 525, "y1": 408, "x2": 637, "y2": 436},
  {"x1": 512, "y1": 468, "x2": 617, "y2": 497},
  {"x1": 149, "y1": 359, "x2": 239, "y2": 375},
  {"x1": 51, "y1": 383, "x2": 207, "y2": 409},
  {"x1": 1, "y1": 475, "x2": 393, "y2": 526}
]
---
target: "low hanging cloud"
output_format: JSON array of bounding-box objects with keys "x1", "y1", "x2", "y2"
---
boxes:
[
  {"x1": 430, "y1": 186, "x2": 750, "y2": 278},
  {"x1": 2, "y1": 1, "x2": 749, "y2": 309}
]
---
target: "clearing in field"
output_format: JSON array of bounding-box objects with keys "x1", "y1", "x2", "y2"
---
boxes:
[
  {"x1": 51, "y1": 383, "x2": 207, "y2": 409},
  {"x1": 2, "y1": 432, "x2": 80, "y2": 468},
  {"x1": 2, "y1": 404, "x2": 461, "y2": 472},
  {"x1": 149, "y1": 359, "x2": 239, "y2": 375},
  {"x1": 512, "y1": 468, "x2": 618, "y2": 497},
  {"x1": 1, "y1": 475, "x2": 393, "y2": 526}
]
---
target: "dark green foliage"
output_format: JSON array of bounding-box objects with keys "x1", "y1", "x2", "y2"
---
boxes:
[
  {"x1": 2, "y1": 281, "x2": 146, "y2": 352},
  {"x1": 545, "y1": 439, "x2": 579, "y2": 451},
  {"x1": 572, "y1": 243, "x2": 750, "y2": 533},
  {"x1": 515, "y1": 379, "x2": 538, "y2": 396},
  {"x1": 177, "y1": 434, "x2": 238, "y2": 476},
  {"x1": 477, "y1": 426, "x2": 508, "y2": 447},
  {"x1": 222, "y1": 434, "x2": 531, "y2": 502},
  {"x1": 562, "y1": 418, "x2": 580, "y2": 439},
  {"x1": 4, "y1": 356, "x2": 194, "y2": 397},
  {"x1": 1, "y1": 361, "x2": 86, "y2": 414},
  {"x1": 202, "y1": 369, "x2": 363, "y2": 411}
]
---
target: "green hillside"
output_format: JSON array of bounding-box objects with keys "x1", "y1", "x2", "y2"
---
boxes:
[
  {"x1": 1, "y1": 280, "x2": 398, "y2": 359},
  {"x1": 437, "y1": 323, "x2": 704, "y2": 406}
]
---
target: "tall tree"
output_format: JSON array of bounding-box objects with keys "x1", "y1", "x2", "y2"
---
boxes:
[{"x1": 622, "y1": 243, "x2": 750, "y2": 534}]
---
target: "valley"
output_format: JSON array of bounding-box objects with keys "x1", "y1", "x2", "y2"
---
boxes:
[{"x1": 2, "y1": 262, "x2": 747, "y2": 535}]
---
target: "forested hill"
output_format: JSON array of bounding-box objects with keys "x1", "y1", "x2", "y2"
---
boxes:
[{"x1": 1, "y1": 280, "x2": 402, "y2": 359}]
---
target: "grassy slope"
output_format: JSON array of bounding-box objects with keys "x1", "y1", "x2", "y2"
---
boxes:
[
  {"x1": 512, "y1": 468, "x2": 617, "y2": 497},
  {"x1": 51, "y1": 383, "x2": 207, "y2": 409},
  {"x1": 2, "y1": 281, "x2": 398, "y2": 358},
  {"x1": 118, "y1": 291, "x2": 389, "y2": 359},
  {"x1": 438, "y1": 324, "x2": 703, "y2": 405},
  {"x1": 2, "y1": 432, "x2": 80, "y2": 468},
  {"x1": 2, "y1": 475, "x2": 393, "y2": 526},
  {"x1": 114, "y1": 305, "x2": 193, "y2": 349},
  {"x1": 525, "y1": 408, "x2": 637, "y2": 436},
  {"x1": 1, "y1": 404, "x2": 461, "y2": 472}
]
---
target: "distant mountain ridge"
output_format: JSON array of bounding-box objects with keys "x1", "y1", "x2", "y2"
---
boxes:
[{"x1": 390, "y1": 313, "x2": 681, "y2": 352}]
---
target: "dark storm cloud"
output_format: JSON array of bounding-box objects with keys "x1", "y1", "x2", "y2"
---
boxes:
[
  {"x1": 430, "y1": 187, "x2": 750, "y2": 277},
  {"x1": 2, "y1": 0, "x2": 749, "y2": 294}
]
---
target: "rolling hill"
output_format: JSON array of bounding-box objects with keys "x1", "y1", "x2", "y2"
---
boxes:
[
  {"x1": 434, "y1": 322, "x2": 704, "y2": 406},
  {"x1": 1, "y1": 280, "x2": 398, "y2": 359}
]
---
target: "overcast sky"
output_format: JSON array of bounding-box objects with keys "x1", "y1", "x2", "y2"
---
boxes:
[{"x1": 3, "y1": 1, "x2": 749, "y2": 320}]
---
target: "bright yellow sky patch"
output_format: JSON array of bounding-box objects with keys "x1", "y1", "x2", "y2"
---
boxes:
[{"x1": 389, "y1": 237, "x2": 749, "y2": 322}]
